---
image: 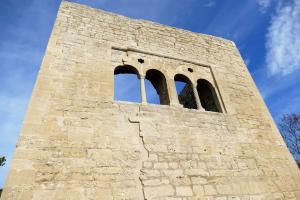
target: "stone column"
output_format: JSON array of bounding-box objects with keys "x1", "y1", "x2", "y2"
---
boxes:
[
  {"x1": 168, "y1": 78, "x2": 181, "y2": 107},
  {"x1": 193, "y1": 84, "x2": 204, "y2": 111},
  {"x1": 140, "y1": 75, "x2": 147, "y2": 104}
]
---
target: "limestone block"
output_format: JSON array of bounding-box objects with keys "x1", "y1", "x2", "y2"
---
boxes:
[
  {"x1": 176, "y1": 186, "x2": 193, "y2": 196},
  {"x1": 193, "y1": 185, "x2": 205, "y2": 196},
  {"x1": 204, "y1": 184, "x2": 218, "y2": 196},
  {"x1": 144, "y1": 185, "x2": 175, "y2": 199}
]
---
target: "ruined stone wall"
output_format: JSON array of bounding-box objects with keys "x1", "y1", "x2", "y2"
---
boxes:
[{"x1": 2, "y1": 1, "x2": 300, "y2": 199}]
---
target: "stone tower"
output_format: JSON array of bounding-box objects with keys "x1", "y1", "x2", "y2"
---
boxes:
[{"x1": 2, "y1": 1, "x2": 300, "y2": 199}]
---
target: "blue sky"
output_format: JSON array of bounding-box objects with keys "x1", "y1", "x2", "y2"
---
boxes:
[{"x1": 0, "y1": 0, "x2": 299, "y2": 187}]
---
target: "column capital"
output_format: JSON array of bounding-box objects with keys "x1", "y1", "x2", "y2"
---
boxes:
[
  {"x1": 192, "y1": 82, "x2": 197, "y2": 89},
  {"x1": 140, "y1": 74, "x2": 146, "y2": 79}
]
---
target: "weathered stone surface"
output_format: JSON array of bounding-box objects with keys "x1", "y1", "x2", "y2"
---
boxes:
[
  {"x1": 1, "y1": 1, "x2": 300, "y2": 199},
  {"x1": 176, "y1": 186, "x2": 193, "y2": 196}
]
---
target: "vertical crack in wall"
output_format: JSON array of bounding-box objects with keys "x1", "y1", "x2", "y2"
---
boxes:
[
  {"x1": 132, "y1": 26, "x2": 142, "y2": 47},
  {"x1": 139, "y1": 130, "x2": 150, "y2": 158},
  {"x1": 138, "y1": 122, "x2": 149, "y2": 200},
  {"x1": 128, "y1": 114, "x2": 149, "y2": 200},
  {"x1": 139, "y1": 177, "x2": 147, "y2": 200}
]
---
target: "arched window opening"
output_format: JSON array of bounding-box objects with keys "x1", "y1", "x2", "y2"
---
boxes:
[
  {"x1": 114, "y1": 65, "x2": 141, "y2": 103},
  {"x1": 145, "y1": 69, "x2": 170, "y2": 105},
  {"x1": 197, "y1": 79, "x2": 221, "y2": 112},
  {"x1": 174, "y1": 74, "x2": 197, "y2": 109}
]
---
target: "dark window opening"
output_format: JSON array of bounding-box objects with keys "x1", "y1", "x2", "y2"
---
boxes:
[
  {"x1": 145, "y1": 69, "x2": 170, "y2": 105},
  {"x1": 188, "y1": 68, "x2": 193, "y2": 73},
  {"x1": 174, "y1": 74, "x2": 197, "y2": 109},
  {"x1": 138, "y1": 58, "x2": 144, "y2": 64},
  {"x1": 197, "y1": 79, "x2": 221, "y2": 112},
  {"x1": 114, "y1": 65, "x2": 141, "y2": 103}
]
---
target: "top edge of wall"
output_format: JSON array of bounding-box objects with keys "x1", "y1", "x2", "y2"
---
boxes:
[{"x1": 60, "y1": 0, "x2": 237, "y2": 47}]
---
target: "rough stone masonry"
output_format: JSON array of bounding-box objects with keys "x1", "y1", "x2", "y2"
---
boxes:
[{"x1": 2, "y1": 1, "x2": 300, "y2": 199}]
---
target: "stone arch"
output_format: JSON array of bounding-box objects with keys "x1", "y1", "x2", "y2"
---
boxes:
[
  {"x1": 114, "y1": 65, "x2": 141, "y2": 102},
  {"x1": 174, "y1": 74, "x2": 197, "y2": 109},
  {"x1": 197, "y1": 79, "x2": 222, "y2": 112},
  {"x1": 114, "y1": 65, "x2": 140, "y2": 78},
  {"x1": 145, "y1": 69, "x2": 170, "y2": 105}
]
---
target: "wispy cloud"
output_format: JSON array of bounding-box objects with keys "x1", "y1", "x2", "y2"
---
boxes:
[
  {"x1": 244, "y1": 57, "x2": 251, "y2": 67},
  {"x1": 257, "y1": 0, "x2": 272, "y2": 8},
  {"x1": 266, "y1": 0, "x2": 300, "y2": 76},
  {"x1": 257, "y1": 0, "x2": 273, "y2": 11},
  {"x1": 0, "y1": 0, "x2": 60, "y2": 187},
  {"x1": 204, "y1": 1, "x2": 261, "y2": 42},
  {"x1": 203, "y1": 0, "x2": 216, "y2": 8}
]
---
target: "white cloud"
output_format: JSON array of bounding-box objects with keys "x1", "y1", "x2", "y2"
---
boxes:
[{"x1": 266, "y1": 0, "x2": 300, "y2": 76}]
